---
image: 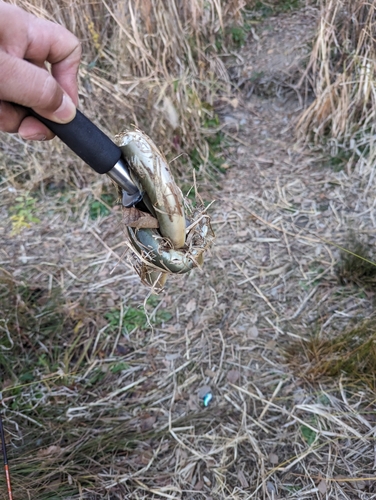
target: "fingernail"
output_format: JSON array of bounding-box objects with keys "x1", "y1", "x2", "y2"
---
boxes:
[
  {"x1": 22, "y1": 133, "x2": 47, "y2": 141},
  {"x1": 53, "y1": 94, "x2": 76, "y2": 123}
]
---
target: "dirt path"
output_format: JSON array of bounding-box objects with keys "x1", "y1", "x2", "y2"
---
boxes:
[{"x1": 2, "y1": 5, "x2": 376, "y2": 499}]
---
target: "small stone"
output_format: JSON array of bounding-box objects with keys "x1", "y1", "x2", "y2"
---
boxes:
[
  {"x1": 249, "y1": 325, "x2": 259, "y2": 338},
  {"x1": 140, "y1": 415, "x2": 156, "y2": 431},
  {"x1": 186, "y1": 298, "x2": 196, "y2": 313},
  {"x1": 266, "y1": 481, "x2": 276, "y2": 493},
  {"x1": 203, "y1": 476, "x2": 211, "y2": 486},
  {"x1": 317, "y1": 479, "x2": 327, "y2": 494},
  {"x1": 227, "y1": 370, "x2": 240, "y2": 384},
  {"x1": 237, "y1": 469, "x2": 249, "y2": 488},
  {"x1": 194, "y1": 480, "x2": 204, "y2": 491},
  {"x1": 269, "y1": 453, "x2": 279, "y2": 465}
]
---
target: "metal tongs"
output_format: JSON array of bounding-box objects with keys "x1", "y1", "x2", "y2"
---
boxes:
[{"x1": 29, "y1": 109, "x2": 142, "y2": 207}]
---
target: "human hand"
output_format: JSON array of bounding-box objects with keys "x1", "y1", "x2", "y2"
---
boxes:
[{"x1": 0, "y1": 2, "x2": 81, "y2": 140}]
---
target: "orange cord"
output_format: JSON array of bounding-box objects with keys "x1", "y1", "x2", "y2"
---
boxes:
[{"x1": 4, "y1": 465, "x2": 13, "y2": 500}]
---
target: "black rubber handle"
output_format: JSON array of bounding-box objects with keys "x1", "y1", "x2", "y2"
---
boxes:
[{"x1": 29, "y1": 109, "x2": 122, "y2": 174}]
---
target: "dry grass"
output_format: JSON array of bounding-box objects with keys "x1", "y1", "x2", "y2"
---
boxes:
[
  {"x1": 286, "y1": 316, "x2": 376, "y2": 390},
  {"x1": 297, "y1": 0, "x2": 376, "y2": 169},
  {"x1": 3, "y1": 1, "x2": 376, "y2": 499},
  {"x1": 2, "y1": 0, "x2": 253, "y2": 194}
]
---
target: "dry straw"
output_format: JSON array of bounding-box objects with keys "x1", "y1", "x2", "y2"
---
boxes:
[
  {"x1": 298, "y1": 0, "x2": 376, "y2": 166},
  {"x1": 1, "y1": 0, "x2": 253, "y2": 192}
]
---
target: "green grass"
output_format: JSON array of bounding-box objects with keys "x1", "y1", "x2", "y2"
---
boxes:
[
  {"x1": 104, "y1": 297, "x2": 172, "y2": 334},
  {"x1": 9, "y1": 193, "x2": 40, "y2": 234},
  {"x1": 110, "y1": 361, "x2": 130, "y2": 373},
  {"x1": 301, "y1": 420, "x2": 317, "y2": 445},
  {"x1": 229, "y1": 25, "x2": 250, "y2": 47},
  {"x1": 88, "y1": 193, "x2": 116, "y2": 219}
]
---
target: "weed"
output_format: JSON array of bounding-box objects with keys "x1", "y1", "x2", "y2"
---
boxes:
[
  {"x1": 215, "y1": 33, "x2": 223, "y2": 52},
  {"x1": 253, "y1": 0, "x2": 300, "y2": 18},
  {"x1": 9, "y1": 194, "x2": 40, "y2": 235},
  {"x1": 279, "y1": 0, "x2": 300, "y2": 11},
  {"x1": 249, "y1": 70, "x2": 265, "y2": 82},
  {"x1": 110, "y1": 361, "x2": 130, "y2": 373},
  {"x1": 254, "y1": 1, "x2": 273, "y2": 17},
  {"x1": 301, "y1": 420, "x2": 317, "y2": 445},
  {"x1": 317, "y1": 393, "x2": 331, "y2": 406},
  {"x1": 327, "y1": 148, "x2": 352, "y2": 172},
  {"x1": 187, "y1": 112, "x2": 228, "y2": 176},
  {"x1": 104, "y1": 298, "x2": 172, "y2": 334},
  {"x1": 88, "y1": 193, "x2": 116, "y2": 219},
  {"x1": 285, "y1": 485, "x2": 303, "y2": 493},
  {"x1": 229, "y1": 25, "x2": 250, "y2": 47},
  {"x1": 215, "y1": 24, "x2": 250, "y2": 51},
  {"x1": 189, "y1": 143, "x2": 227, "y2": 175},
  {"x1": 86, "y1": 367, "x2": 106, "y2": 386}
]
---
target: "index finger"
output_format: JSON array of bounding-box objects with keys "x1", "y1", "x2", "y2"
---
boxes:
[{"x1": 25, "y1": 16, "x2": 82, "y2": 105}]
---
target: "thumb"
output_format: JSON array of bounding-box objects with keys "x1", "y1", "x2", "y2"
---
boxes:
[{"x1": 0, "y1": 51, "x2": 76, "y2": 123}]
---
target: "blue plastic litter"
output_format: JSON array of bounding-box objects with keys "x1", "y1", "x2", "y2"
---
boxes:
[{"x1": 203, "y1": 392, "x2": 213, "y2": 407}]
